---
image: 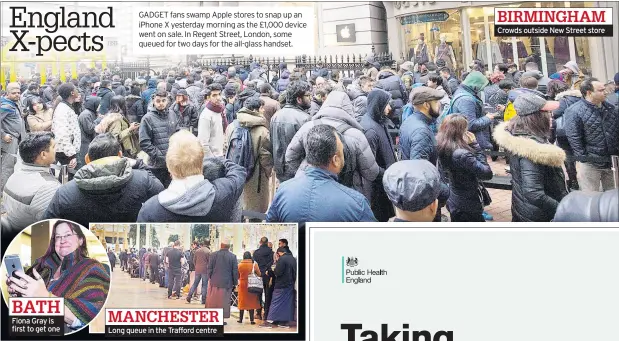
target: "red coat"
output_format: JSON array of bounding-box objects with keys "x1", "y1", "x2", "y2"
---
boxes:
[{"x1": 237, "y1": 260, "x2": 261, "y2": 310}]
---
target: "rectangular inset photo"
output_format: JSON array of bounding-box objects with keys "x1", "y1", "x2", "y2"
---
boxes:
[{"x1": 88, "y1": 223, "x2": 301, "y2": 339}]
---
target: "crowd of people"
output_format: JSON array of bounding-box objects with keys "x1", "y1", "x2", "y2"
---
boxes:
[
  {"x1": 104, "y1": 236, "x2": 296, "y2": 328},
  {"x1": 1, "y1": 56, "x2": 617, "y2": 230}
]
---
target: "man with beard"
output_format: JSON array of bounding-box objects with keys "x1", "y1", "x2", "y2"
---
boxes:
[
  {"x1": 270, "y1": 81, "x2": 312, "y2": 183},
  {"x1": 399, "y1": 87, "x2": 450, "y2": 221}
]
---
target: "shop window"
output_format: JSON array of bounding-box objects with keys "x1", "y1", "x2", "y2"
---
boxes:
[{"x1": 402, "y1": 10, "x2": 463, "y2": 75}]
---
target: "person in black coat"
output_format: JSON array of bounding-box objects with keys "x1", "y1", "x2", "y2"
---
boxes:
[
  {"x1": 360, "y1": 89, "x2": 397, "y2": 221},
  {"x1": 77, "y1": 96, "x2": 101, "y2": 170},
  {"x1": 253, "y1": 237, "x2": 274, "y2": 319},
  {"x1": 169, "y1": 89, "x2": 199, "y2": 136},
  {"x1": 206, "y1": 240, "x2": 239, "y2": 323},
  {"x1": 493, "y1": 93, "x2": 568, "y2": 222},
  {"x1": 437, "y1": 114, "x2": 493, "y2": 222},
  {"x1": 42, "y1": 133, "x2": 164, "y2": 227},
  {"x1": 126, "y1": 85, "x2": 146, "y2": 123},
  {"x1": 550, "y1": 82, "x2": 580, "y2": 191},
  {"x1": 375, "y1": 69, "x2": 407, "y2": 127},
  {"x1": 97, "y1": 80, "x2": 115, "y2": 115}
]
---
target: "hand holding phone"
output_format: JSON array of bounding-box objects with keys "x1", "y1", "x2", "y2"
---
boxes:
[{"x1": 5, "y1": 255, "x2": 24, "y2": 297}]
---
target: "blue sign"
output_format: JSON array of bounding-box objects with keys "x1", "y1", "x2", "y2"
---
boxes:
[{"x1": 399, "y1": 11, "x2": 449, "y2": 25}]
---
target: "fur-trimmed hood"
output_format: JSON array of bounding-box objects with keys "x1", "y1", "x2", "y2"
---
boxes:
[
  {"x1": 493, "y1": 122, "x2": 566, "y2": 167},
  {"x1": 554, "y1": 89, "x2": 582, "y2": 101}
]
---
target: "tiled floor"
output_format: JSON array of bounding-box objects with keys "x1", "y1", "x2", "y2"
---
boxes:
[{"x1": 89, "y1": 269, "x2": 297, "y2": 334}]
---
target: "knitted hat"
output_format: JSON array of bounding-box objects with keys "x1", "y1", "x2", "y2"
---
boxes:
[
  {"x1": 563, "y1": 61, "x2": 580, "y2": 75},
  {"x1": 514, "y1": 93, "x2": 559, "y2": 116}
]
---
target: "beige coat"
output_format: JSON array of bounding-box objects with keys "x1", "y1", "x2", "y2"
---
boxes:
[
  {"x1": 96, "y1": 113, "x2": 140, "y2": 158},
  {"x1": 259, "y1": 94, "x2": 280, "y2": 130},
  {"x1": 27, "y1": 108, "x2": 53, "y2": 132},
  {"x1": 224, "y1": 108, "x2": 273, "y2": 213}
]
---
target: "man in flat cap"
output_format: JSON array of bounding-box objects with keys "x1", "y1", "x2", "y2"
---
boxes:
[{"x1": 383, "y1": 160, "x2": 442, "y2": 222}]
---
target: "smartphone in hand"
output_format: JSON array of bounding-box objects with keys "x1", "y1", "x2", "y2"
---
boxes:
[{"x1": 5, "y1": 254, "x2": 24, "y2": 297}]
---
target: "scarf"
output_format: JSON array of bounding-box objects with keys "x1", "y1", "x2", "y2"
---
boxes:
[
  {"x1": 29, "y1": 249, "x2": 110, "y2": 324},
  {"x1": 207, "y1": 101, "x2": 228, "y2": 132}
]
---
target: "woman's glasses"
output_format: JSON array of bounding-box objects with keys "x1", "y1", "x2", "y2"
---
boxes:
[{"x1": 54, "y1": 233, "x2": 76, "y2": 242}]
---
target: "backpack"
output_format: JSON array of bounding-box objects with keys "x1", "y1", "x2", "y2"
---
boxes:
[
  {"x1": 314, "y1": 119, "x2": 356, "y2": 188},
  {"x1": 436, "y1": 92, "x2": 473, "y2": 129},
  {"x1": 225, "y1": 120, "x2": 261, "y2": 183}
]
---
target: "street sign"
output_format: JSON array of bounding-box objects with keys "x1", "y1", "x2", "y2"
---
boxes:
[{"x1": 399, "y1": 11, "x2": 449, "y2": 25}]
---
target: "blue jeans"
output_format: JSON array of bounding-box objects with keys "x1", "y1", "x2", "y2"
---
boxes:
[
  {"x1": 139, "y1": 263, "x2": 144, "y2": 278},
  {"x1": 164, "y1": 268, "x2": 169, "y2": 287},
  {"x1": 188, "y1": 273, "x2": 208, "y2": 304}
]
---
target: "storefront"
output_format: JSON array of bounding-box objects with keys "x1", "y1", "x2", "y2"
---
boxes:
[{"x1": 386, "y1": 1, "x2": 618, "y2": 81}]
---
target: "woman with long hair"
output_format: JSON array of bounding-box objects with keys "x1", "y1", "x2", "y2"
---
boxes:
[
  {"x1": 493, "y1": 93, "x2": 568, "y2": 222},
  {"x1": 437, "y1": 114, "x2": 493, "y2": 222},
  {"x1": 237, "y1": 251, "x2": 262, "y2": 325},
  {"x1": 26, "y1": 96, "x2": 53, "y2": 132},
  {"x1": 95, "y1": 95, "x2": 140, "y2": 158},
  {"x1": 6, "y1": 220, "x2": 110, "y2": 332}
]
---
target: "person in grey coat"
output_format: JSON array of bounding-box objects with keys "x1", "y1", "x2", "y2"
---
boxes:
[
  {"x1": 206, "y1": 240, "x2": 239, "y2": 324},
  {"x1": 1, "y1": 83, "x2": 27, "y2": 195},
  {"x1": 77, "y1": 96, "x2": 101, "y2": 170},
  {"x1": 284, "y1": 91, "x2": 381, "y2": 200},
  {"x1": 347, "y1": 76, "x2": 375, "y2": 122}
]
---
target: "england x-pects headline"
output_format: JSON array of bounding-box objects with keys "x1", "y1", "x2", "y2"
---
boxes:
[{"x1": 8, "y1": 6, "x2": 115, "y2": 56}]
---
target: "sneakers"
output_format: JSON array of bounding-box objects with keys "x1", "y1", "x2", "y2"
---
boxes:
[{"x1": 482, "y1": 211, "x2": 494, "y2": 221}]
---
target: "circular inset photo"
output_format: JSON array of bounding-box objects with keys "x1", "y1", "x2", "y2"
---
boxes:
[{"x1": 1, "y1": 219, "x2": 111, "y2": 335}]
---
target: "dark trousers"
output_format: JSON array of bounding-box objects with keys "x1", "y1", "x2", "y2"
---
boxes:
[
  {"x1": 150, "y1": 265, "x2": 158, "y2": 283},
  {"x1": 451, "y1": 211, "x2": 486, "y2": 222},
  {"x1": 55, "y1": 152, "x2": 75, "y2": 182},
  {"x1": 556, "y1": 136, "x2": 578, "y2": 183},
  {"x1": 150, "y1": 167, "x2": 172, "y2": 188},
  {"x1": 262, "y1": 275, "x2": 273, "y2": 318},
  {"x1": 168, "y1": 269, "x2": 182, "y2": 298},
  {"x1": 239, "y1": 310, "x2": 255, "y2": 322}
]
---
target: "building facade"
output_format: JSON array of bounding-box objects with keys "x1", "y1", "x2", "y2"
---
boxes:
[{"x1": 318, "y1": 1, "x2": 619, "y2": 81}]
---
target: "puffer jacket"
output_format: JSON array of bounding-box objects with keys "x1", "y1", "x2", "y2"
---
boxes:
[
  {"x1": 360, "y1": 89, "x2": 396, "y2": 221},
  {"x1": 270, "y1": 104, "x2": 311, "y2": 182},
  {"x1": 138, "y1": 107, "x2": 179, "y2": 169},
  {"x1": 97, "y1": 87, "x2": 115, "y2": 115},
  {"x1": 77, "y1": 96, "x2": 101, "y2": 168},
  {"x1": 125, "y1": 95, "x2": 143, "y2": 123},
  {"x1": 441, "y1": 143, "x2": 493, "y2": 216},
  {"x1": 43, "y1": 157, "x2": 164, "y2": 227},
  {"x1": 347, "y1": 85, "x2": 368, "y2": 121},
  {"x1": 554, "y1": 189, "x2": 618, "y2": 222},
  {"x1": 111, "y1": 81, "x2": 126, "y2": 96},
  {"x1": 565, "y1": 98, "x2": 618, "y2": 168},
  {"x1": 493, "y1": 122, "x2": 568, "y2": 222},
  {"x1": 452, "y1": 85, "x2": 493, "y2": 149},
  {"x1": 284, "y1": 91, "x2": 380, "y2": 198},
  {"x1": 277, "y1": 69, "x2": 291, "y2": 92},
  {"x1": 375, "y1": 70, "x2": 407, "y2": 126},
  {"x1": 170, "y1": 102, "x2": 199, "y2": 136}
]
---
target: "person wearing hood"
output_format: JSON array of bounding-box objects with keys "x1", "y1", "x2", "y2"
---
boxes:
[
  {"x1": 139, "y1": 90, "x2": 179, "y2": 187},
  {"x1": 126, "y1": 84, "x2": 146, "y2": 124},
  {"x1": 142, "y1": 78, "x2": 158, "y2": 105},
  {"x1": 553, "y1": 189, "x2": 618, "y2": 222},
  {"x1": 276, "y1": 63, "x2": 291, "y2": 93},
  {"x1": 348, "y1": 76, "x2": 374, "y2": 121},
  {"x1": 493, "y1": 93, "x2": 567, "y2": 222},
  {"x1": 170, "y1": 89, "x2": 199, "y2": 136},
  {"x1": 198, "y1": 83, "x2": 226, "y2": 157},
  {"x1": 227, "y1": 67, "x2": 243, "y2": 92},
  {"x1": 77, "y1": 96, "x2": 102, "y2": 170},
  {"x1": 96, "y1": 80, "x2": 115, "y2": 115},
  {"x1": 223, "y1": 84, "x2": 241, "y2": 124},
  {"x1": 224, "y1": 97, "x2": 273, "y2": 216},
  {"x1": 383, "y1": 160, "x2": 442, "y2": 222},
  {"x1": 95, "y1": 95, "x2": 141, "y2": 159},
  {"x1": 77, "y1": 76, "x2": 93, "y2": 103},
  {"x1": 565, "y1": 77, "x2": 619, "y2": 193},
  {"x1": 267, "y1": 124, "x2": 376, "y2": 226},
  {"x1": 270, "y1": 80, "x2": 313, "y2": 182},
  {"x1": 43, "y1": 133, "x2": 164, "y2": 227},
  {"x1": 21, "y1": 83, "x2": 41, "y2": 112},
  {"x1": 450, "y1": 71, "x2": 496, "y2": 150},
  {"x1": 560, "y1": 60, "x2": 585, "y2": 90},
  {"x1": 137, "y1": 130, "x2": 246, "y2": 222},
  {"x1": 548, "y1": 80, "x2": 579, "y2": 191},
  {"x1": 284, "y1": 90, "x2": 381, "y2": 198},
  {"x1": 111, "y1": 75, "x2": 126, "y2": 97},
  {"x1": 375, "y1": 68, "x2": 407, "y2": 127},
  {"x1": 360, "y1": 89, "x2": 397, "y2": 221},
  {"x1": 363, "y1": 56, "x2": 379, "y2": 80}
]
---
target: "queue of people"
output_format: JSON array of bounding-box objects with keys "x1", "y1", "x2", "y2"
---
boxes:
[{"x1": 1, "y1": 59, "x2": 617, "y2": 234}]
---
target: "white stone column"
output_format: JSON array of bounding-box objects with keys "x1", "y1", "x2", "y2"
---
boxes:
[
  {"x1": 461, "y1": 8, "x2": 472, "y2": 72},
  {"x1": 145, "y1": 224, "x2": 151, "y2": 249},
  {"x1": 136, "y1": 224, "x2": 141, "y2": 249},
  {"x1": 384, "y1": 1, "x2": 403, "y2": 61}
]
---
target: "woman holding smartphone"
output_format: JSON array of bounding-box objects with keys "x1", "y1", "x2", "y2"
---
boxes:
[
  {"x1": 6, "y1": 220, "x2": 110, "y2": 332},
  {"x1": 437, "y1": 114, "x2": 494, "y2": 222}
]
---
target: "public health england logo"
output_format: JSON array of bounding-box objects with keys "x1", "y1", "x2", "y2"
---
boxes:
[
  {"x1": 346, "y1": 257, "x2": 358, "y2": 267},
  {"x1": 342, "y1": 256, "x2": 388, "y2": 285}
]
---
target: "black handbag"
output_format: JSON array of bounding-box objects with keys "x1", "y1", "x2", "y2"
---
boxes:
[{"x1": 479, "y1": 183, "x2": 492, "y2": 206}]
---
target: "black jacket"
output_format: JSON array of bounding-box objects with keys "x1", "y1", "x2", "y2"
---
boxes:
[
  {"x1": 77, "y1": 96, "x2": 101, "y2": 168},
  {"x1": 270, "y1": 104, "x2": 311, "y2": 182},
  {"x1": 565, "y1": 98, "x2": 619, "y2": 168},
  {"x1": 138, "y1": 107, "x2": 179, "y2": 169},
  {"x1": 554, "y1": 189, "x2": 618, "y2": 222},
  {"x1": 441, "y1": 143, "x2": 493, "y2": 215},
  {"x1": 375, "y1": 70, "x2": 407, "y2": 126},
  {"x1": 253, "y1": 244, "x2": 274, "y2": 275},
  {"x1": 207, "y1": 249, "x2": 239, "y2": 289},
  {"x1": 273, "y1": 252, "x2": 296, "y2": 290},
  {"x1": 494, "y1": 122, "x2": 568, "y2": 222},
  {"x1": 43, "y1": 157, "x2": 164, "y2": 227},
  {"x1": 42, "y1": 86, "x2": 56, "y2": 105},
  {"x1": 170, "y1": 102, "x2": 199, "y2": 136},
  {"x1": 97, "y1": 87, "x2": 115, "y2": 115},
  {"x1": 112, "y1": 81, "x2": 126, "y2": 97},
  {"x1": 136, "y1": 159, "x2": 246, "y2": 222},
  {"x1": 360, "y1": 89, "x2": 396, "y2": 221},
  {"x1": 125, "y1": 95, "x2": 146, "y2": 123}
]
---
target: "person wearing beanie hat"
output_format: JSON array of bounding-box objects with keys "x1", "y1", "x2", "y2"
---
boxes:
[
  {"x1": 360, "y1": 89, "x2": 396, "y2": 221},
  {"x1": 170, "y1": 88, "x2": 199, "y2": 136},
  {"x1": 450, "y1": 70, "x2": 497, "y2": 150},
  {"x1": 382, "y1": 160, "x2": 441, "y2": 222},
  {"x1": 493, "y1": 92, "x2": 568, "y2": 222},
  {"x1": 559, "y1": 60, "x2": 585, "y2": 89}
]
